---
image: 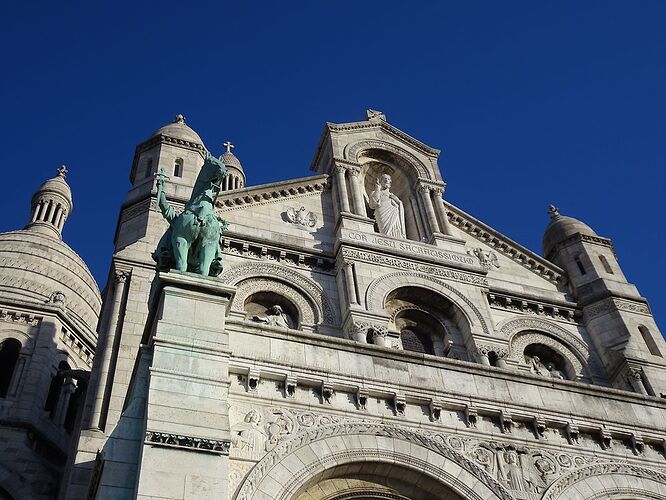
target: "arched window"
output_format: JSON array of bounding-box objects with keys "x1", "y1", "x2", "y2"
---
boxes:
[
  {"x1": 599, "y1": 255, "x2": 614, "y2": 274},
  {"x1": 44, "y1": 361, "x2": 70, "y2": 418},
  {"x1": 0, "y1": 339, "x2": 21, "y2": 397},
  {"x1": 144, "y1": 158, "x2": 153, "y2": 179},
  {"x1": 173, "y1": 158, "x2": 183, "y2": 178},
  {"x1": 574, "y1": 255, "x2": 586, "y2": 275},
  {"x1": 639, "y1": 325, "x2": 662, "y2": 357}
]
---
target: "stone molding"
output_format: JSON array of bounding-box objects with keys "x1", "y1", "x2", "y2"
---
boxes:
[
  {"x1": 220, "y1": 262, "x2": 337, "y2": 325},
  {"x1": 0, "y1": 308, "x2": 40, "y2": 327},
  {"x1": 216, "y1": 177, "x2": 328, "y2": 210},
  {"x1": 488, "y1": 292, "x2": 576, "y2": 323},
  {"x1": 344, "y1": 140, "x2": 432, "y2": 180},
  {"x1": 145, "y1": 431, "x2": 230, "y2": 454},
  {"x1": 232, "y1": 406, "x2": 665, "y2": 500},
  {"x1": 231, "y1": 277, "x2": 317, "y2": 326},
  {"x1": 584, "y1": 297, "x2": 651, "y2": 320},
  {"x1": 330, "y1": 120, "x2": 440, "y2": 157},
  {"x1": 446, "y1": 204, "x2": 564, "y2": 284},
  {"x1": 340, "y1": 247, "x2": 487, "y2": 286},
  {"x1": 542, "y1": 462, "x2": 666, "y2": 500},
  {"x1": 499, "y1": 317, "x2": 589, "y2": 357},
  {"x1": 222, "y1": 236, "x2": 334, "y2": 273},
  {"x1": 365, "y1": 271, "x2": 491, "y2": 335},
  {"x1": 235, "y1": 418, "x2": 511, "y2": 500}
]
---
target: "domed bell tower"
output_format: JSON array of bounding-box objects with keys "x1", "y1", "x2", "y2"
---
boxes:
[
  {"x1": 25, "y1": 165, "x2": 72, "y2": 239},
  {"x1": 543, "y1": 205, "x2": 666, "y2": 396}
]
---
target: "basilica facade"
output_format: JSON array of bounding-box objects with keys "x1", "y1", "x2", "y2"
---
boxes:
[{"x1": 0, "y1": 111, "x2": 665, "y2": 499}]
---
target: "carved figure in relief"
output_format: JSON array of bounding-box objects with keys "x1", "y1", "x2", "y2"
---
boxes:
[
  {"x1": 231, "y1": 409, "x2": 267, "y2": 452},
  {"x1": 498, "y1": 449, "x2": 527, "y2": 492},
  {"x1": 546, "y1": 362, "x2": 565, "y2": 380},
  {"x1": 469, "y1": 247, "x2": 501, "y2": 270},
  {"x1": 286, "y1": 206, "x2": 317, "y2": 228},
  {"x1": 528, "y1": 355, "x2": 547, "y2": 376},
  {"x1": 252, "y1": 305, "x2": 291, "y2": 329},
  {"x1": 368, "y1": 174, "x2": 406, "y2": 239}
]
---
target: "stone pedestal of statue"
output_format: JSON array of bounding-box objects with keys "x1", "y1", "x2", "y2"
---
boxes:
[{"x1": 134, "y1": 270, "x2": 235, "y2": 499}]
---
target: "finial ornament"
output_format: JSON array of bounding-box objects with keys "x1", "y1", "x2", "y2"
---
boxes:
[
  {"x1": 366, "y1": 109, "x2": 387, "y2": 122},
  {"x1": 174, "y1": 114, "x2": 185, "y2": 124},
  {"x1": 548, "y1": 204, "x2": 560, "y2": 219},
  {"x1": 57, "y1": 165, "x2": 68, "y2": 177},
  {"x1": 223, "y1": 141, "x2": 235, "y2": 154}
]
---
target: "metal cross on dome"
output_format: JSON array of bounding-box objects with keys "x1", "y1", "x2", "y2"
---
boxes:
[
  {"x1": 223, "y1": 141, "x2": 234, "y2": 154},
  {"x1": 57, "y1": 165, "x2": 68, "y2": 177}
]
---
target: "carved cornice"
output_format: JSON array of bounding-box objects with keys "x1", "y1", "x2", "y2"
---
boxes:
[
  {"x1": 222, "y1": 237, "x2": 334, "y2": 273},
  {"x1": 584, "y1": 297, "x2": 651, "y2": 320},
  {"x1": 216, "y1": 175, "x2": 329, "y2": 210},
  {"x1": 488, "y1": 292, "x2": 577, "y2": 323},
  {"x1": 446, "y1": 203, "x2": 564, "y2": 284},
  {"x1": 145, "y1": 431, "x2": 230, "y2": 454},
  {"x1": 0, "y1": 308, "x2": 40, "y2": 327},
  {"x1": 327, "y1": 120, "x2": 440, "y2": 157}
]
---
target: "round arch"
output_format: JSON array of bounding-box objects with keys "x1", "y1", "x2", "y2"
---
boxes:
[
  {"x1": 233, "y1": 277, "x2": 317, "y2": 328},
  {"x1": 499, "y1": 317, "x2": 598, "y2": 380},
  {"x1": 542, "y1": 462, "x2": 666, "y2": 500},
  {"x1": 365, "y1": 271, "x2": 491, "y2": 337},
  {"x1": 344, "y1": 140, "x2": 432, "y2": 181},
  {"x1": 235, "y1": 422, "x2": 512, "y2": 500},
  {"x1": 220, "y1": 262, "x2": 337, "y2": 325}
]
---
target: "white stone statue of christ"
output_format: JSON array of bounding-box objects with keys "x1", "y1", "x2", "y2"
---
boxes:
[{"x1": 368, "y1": 174, "x2": 406, "y2": 239}]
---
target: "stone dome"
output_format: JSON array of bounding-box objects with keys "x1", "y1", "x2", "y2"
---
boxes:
[
  {"x1": 151, "y1": 114, "x2": 204, "y2": 145},
  {"x1": 33, "y1": 166, "x2": 72, "y2": 208},
  {"x1": 222, "y1": 151, "x2": 243, "y2": 171},
  {"x1": 0, "y1": 229, "x2": 102, "y2": 335},
  {"x1": 542, "y1": 205, "x2": 597, "y2": 258}
]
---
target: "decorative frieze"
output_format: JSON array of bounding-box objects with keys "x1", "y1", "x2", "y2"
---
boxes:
[
  {"x1": 342, "y1": 247, "x2": 488, "y2": 286},
  {"x1": 0, "y1": 308, "x2": 40, "y2": 326},
  {"x1": 584, "y1": 297, "x2": 651, "y2": 320},
  {"x1": 217, "y1": 178, "x2": 328, "y2": 209},
  {"x1": 145, "y1": 431, "x2": 230, "y2": 454}
]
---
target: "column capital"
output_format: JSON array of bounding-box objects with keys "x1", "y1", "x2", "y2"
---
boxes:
[
  {"x1": 348, "y1": 167, "x2": 361, "y2": 177},
  {"x1": 334, "y1": 164, "x2": 348, "y2": 174},
  {"x1": 113, "y1": 269, "x2": 130, "y2": 283}
]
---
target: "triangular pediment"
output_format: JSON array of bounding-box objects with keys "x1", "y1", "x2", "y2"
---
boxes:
[{"x1": 444, "y1": 201, "x2": 566, "y2": 286}]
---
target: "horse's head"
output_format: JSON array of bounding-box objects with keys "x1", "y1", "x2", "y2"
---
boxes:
[{"x1": 201, "y1": 151, "x2": 227, "y2": 181}]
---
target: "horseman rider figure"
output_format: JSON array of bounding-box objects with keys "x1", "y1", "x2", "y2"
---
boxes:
[{"x1": 153, "y1": 151, "x2": 229, "y2": 277}]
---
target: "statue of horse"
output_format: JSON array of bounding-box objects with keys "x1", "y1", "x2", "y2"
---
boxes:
[{"x1": 152, "y1": 152, "x2": 229, "y2": 276}]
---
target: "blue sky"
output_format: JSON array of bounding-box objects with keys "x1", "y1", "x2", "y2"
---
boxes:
[{"x1": 1, "y1": 2, "x2": 664, "y2": 331}]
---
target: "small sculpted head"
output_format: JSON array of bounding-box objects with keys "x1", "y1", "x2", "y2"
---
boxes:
[
  {"x1": 505, "y1": 450, "x2": 518, "y2": 464},
  {"x1": 380, "y1": 174, "x2": 392, "y2": 189},
  {"x1": 271, "y1": 305, "x2": 283, "y2": 315},
  {"x1": 245, "y1": 409, "x2": 262, "y2": 424}
]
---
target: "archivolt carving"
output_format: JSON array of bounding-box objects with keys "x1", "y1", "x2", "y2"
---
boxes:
[
  {"x1": 499, "y1": 318, "x2": 588, "y2": 355},
  {"x1": 220, "y1": 262, "x2": 337, "y2": 325},
  {"x1": 232, "y1": 278, "x2": 317, "y2": 326},
  {"x1": 235, "y1": 415, "x2": 512, "y2": 500},
  {"x1": 542, "y1": 462, "x2": 666, "y2": 500},
  {"x1": 365, "y1": 271, "x2": 490, "y2": 335},
  {"x1": 344, "y1": 140, "x2": 431, "y2": 180},
  {"x1": 509, "y1": 331, "x2": 585, "y2": 378},
  {"x1": 500, "y1": 317, "x2": 599, "y2": 378}
]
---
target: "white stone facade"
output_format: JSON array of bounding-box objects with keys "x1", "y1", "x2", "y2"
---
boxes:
[{"x1": 2, "y1": 112, "x2": 665, "y2": 499}]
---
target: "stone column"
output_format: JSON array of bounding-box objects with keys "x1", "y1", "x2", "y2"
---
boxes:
[
  {"x1": 55, "y1": 377, "x2": 77, "y2": 426},
  {"x1": 36, "y1": 201, "x2": 48, "y2": 221},
  {"x1": 431, "y1": 187, "x2": 453, "y2": 235},
  {"x1": 418, "y1": 185, "x2": 440, "y2": 236},
  {"x1": 7, "y1": 355, "x2": 26, "y2": 396},
  {"x1": 88, "y1": 269, "x2": 128, "y2": 430},
  {"x1": 475, "y1": 346, "x2": 491, "y2": 366},
  {"x1": 46, "y1": 200, "x2": 56, "y2": 223},
  {"x1": 343, "y1": 260, "x2": 358, "y2": 305},
  {"x1": 496, "y1": 349, "x2": 508, "y2": 369},
  {"x1": 335, "y1": 165, "x2": 351, "y2": 213},
  {"x1": 348, "y1": 168, "x2": 367, "y2": 217}
]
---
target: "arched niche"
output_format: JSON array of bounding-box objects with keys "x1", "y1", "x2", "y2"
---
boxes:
[
  {"x1": 385, "y1": 287, "x2": 467, "y2": 358},
  {"x1": 244, "y1": 291, "x2": 299, "y2": 330},
  {"x1": 221, "y1": 262, "x2": 338, "y2": 326},
  {"x1": 509, "y1": 330, "x2": 589, "y2": 381},
  {"x1": 366, "y1": 271, "x2": 491, "y2": 340},
  {"x1": 234, "y1": 422, "x2": 510, "y2": 500}
]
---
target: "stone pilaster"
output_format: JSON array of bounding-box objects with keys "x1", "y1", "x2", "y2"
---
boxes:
[
  {"x1": 134, "y1": 271, "x2": 235, "y2": 500},
  {"x1": 348, "y1": 167, "x2": 367, "y2": 217},
  {"x1": 334, "y1": 165, "x2": 351, "y2": 213}
]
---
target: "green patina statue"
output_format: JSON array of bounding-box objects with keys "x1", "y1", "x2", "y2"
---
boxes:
[{"x1": 152, "y1": 152, "x2": 229, "y2": 276}]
